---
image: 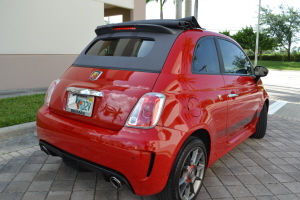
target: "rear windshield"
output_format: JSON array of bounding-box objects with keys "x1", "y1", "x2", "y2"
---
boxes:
[
  {"x1": 86, "y1": 38, "x2": 154, "y2": 57},
  {"x1": 73, "y1": 31, "x2": 181, "y2": 73}
]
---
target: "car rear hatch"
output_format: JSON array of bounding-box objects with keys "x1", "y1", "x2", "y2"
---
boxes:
[
  {"x1": 47, "y1": 20, "x2": 188, "y2": 131},
  {"x1": 49, "y1": 67, "x2": 161, "y2": 131}
]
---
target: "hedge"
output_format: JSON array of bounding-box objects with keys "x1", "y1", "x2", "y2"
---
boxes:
[{"x1": 248, "y1": 54, "x2": 300, "y2": 62}]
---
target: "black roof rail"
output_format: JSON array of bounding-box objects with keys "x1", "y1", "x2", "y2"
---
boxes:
[{"x1": 95, "y1": 16, "x2": 202, "y2": 36}]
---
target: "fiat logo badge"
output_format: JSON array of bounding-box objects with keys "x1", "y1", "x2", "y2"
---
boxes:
[{"x1": 90, "y1": 71, "x2": 102, "y2": 81}]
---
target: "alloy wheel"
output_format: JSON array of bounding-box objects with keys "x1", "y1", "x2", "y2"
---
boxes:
[{"x1": 178, "y1": 147, "x2": 206, "y2": 200}]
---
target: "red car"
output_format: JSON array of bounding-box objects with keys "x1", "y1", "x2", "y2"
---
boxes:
[{"x1": 37, "y1": 17, "x2": 269, "y2": 200}]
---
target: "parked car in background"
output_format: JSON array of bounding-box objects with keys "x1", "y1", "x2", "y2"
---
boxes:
[{"x1": 37, "y1": 17, "x2": 269, "y2": 200}]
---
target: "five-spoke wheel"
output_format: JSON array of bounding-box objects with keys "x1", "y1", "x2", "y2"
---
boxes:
[
  {"x1": 179, "y1": 147, "x2": 206, "y2": 200},
  {"x1": 157, "y1": 137, "x2": 207, "y2": 200}
]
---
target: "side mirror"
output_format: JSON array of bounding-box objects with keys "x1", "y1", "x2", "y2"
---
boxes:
[
  {"x1": 254, "y1": 66, "x2": 268, "y2": 84},
  {"x1": 254, "y1": 66, "x2": 268, "y2": 77}
]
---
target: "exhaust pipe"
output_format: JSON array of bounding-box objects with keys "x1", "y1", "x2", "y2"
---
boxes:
[
  {"x1": 110, "y1": 176, "x2": 122, "y2": 189},
  {"x1": 40, "y1": 145, "x2": 50, "y2": 155}
]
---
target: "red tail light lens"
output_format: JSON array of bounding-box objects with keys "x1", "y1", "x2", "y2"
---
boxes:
[
  {"x1": 125, "y1": 93, "x2": 166, "y2": 129},
  {"x1": 44, "y1": 79, "x2": 60, "y2": 106}
]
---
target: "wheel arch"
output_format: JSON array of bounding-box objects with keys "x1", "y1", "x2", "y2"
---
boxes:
[
  {"x1": 190, "y1": 129, "x2": 211, "y2": 165},
  {"x1": 264, "y1": 98, "x2": 269, "y2": 111},
  {"x1": 170, "y1": 128, "x2": 212, "y2": 173},
  {"x1": 157, "y1": 128, "x2": 211, "y2": 200}
]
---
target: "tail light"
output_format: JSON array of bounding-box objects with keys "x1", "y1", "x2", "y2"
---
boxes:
[
  {"x1": 125, "y1": 93, "x2": 166, "y2": 129},
  {"x1": 44, "y1": 79, "x2": 60, "y2": 106},
  {"x1": 113, "y1": 27, "x2": 136, "y2": 31}
]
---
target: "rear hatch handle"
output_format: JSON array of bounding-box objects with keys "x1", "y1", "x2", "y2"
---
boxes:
[{"x1": 66, "y1": 87, "x2": 103, "y2": 97}]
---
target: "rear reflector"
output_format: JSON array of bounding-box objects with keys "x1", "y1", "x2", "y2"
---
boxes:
[
  {"x1": 113, "y1": 27, "x2": 136, "y2": 31},
  {"x1": 44, "y1": 79, "x2": 60, "y2": 106}
]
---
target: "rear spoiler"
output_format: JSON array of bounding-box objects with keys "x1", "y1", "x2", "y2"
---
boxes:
[{"x1": 95, "y1": 16, "x2": 203, "y2": 36}]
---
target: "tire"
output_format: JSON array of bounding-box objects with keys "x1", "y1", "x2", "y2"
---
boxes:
[
  {"x1": 157, "y1": 137, "x2": 207, "y2": 200},
  {"x1": 251, "y1": 103, "x2": 268, "y2": 139}
]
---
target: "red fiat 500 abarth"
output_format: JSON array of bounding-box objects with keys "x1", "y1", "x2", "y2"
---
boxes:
[{"x1": 37, "y1": 17, "x2": 269, "y2": 200}]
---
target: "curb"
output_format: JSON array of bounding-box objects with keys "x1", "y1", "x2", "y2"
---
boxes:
[
  {"x1": 0, "y1": 121, "x2": 37, "y2": 142},
  {"x1": 0, "y1": 87, "x2": 47, "y2": 99}
]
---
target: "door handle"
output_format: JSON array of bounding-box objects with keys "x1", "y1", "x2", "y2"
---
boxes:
[{"x1": 228, "y1": 94, "x2": 238, "y2": 98}]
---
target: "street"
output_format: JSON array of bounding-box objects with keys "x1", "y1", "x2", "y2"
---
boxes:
[
  {"x1": 263, "y1": 69, "x2": 300, "y2": 103},
  {"x1": 263, "y1": 69, "x2": 300, "y2": 120}
]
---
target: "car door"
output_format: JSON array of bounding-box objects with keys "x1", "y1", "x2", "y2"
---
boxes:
[
  {"x1": 191, "y1": 37, "x2": 227, "y2": 153},
  {"x1": 217, "y1": 38, "x2": 261, "y2": 143}
]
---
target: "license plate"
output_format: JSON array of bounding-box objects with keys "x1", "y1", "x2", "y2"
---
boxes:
[{"x1": 66, "y1": 93, "x2": 94, "y2": 117}]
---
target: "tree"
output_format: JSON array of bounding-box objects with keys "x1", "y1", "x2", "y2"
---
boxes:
[
  {"x1": 232, "y1": 26, "x2": 256, "y2": 51},
  {"x1": 219, "y1": 31, "x2": 231, "y2": 37},
  {"x1": 258, "y1": 31, "x2": 278, "y2": 59},
  {"x1": 194, "y1": 0, "x2": 198, "y2": 20},
  {"x1": 291, "y1": 46, "x2": 298, "y2": 55},
  {"x1": 104, "y1": 19, "x2": 110, "y2": 25},
  {"x1": 260, "y1": 5, "x2": 300, "y2": 61},
  {"x1": 175, "y1": 0, "x2": 182, "y2": 19},
  {"x1": 185, "y1": 0, "x2": 192, "y2": 17},
  {"x1": 146, "y1": 0, "x2": 168, "y2": 19},
  {"x1": 230, "y1": 26, "x2": 277, "y2": 58}
]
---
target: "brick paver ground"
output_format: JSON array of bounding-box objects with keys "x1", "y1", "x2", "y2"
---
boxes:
[{"x1": 1, "y1": 115, "x2": 300, "y2": 200}]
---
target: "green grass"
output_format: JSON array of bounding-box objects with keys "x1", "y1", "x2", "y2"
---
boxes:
[
  {"x1": 252, "y1": 60, "x2": 300, "y2": 71},
  {"x1": 0, "y1": 93, "x2": 45, "y2": 128}
]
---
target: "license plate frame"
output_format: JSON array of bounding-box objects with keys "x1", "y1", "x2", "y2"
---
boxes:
[{"x1": 66, "y1": 92, "x2": 94, "y2": 117}]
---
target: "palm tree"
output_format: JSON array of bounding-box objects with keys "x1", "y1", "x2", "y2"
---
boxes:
[
  {"x1": 194, "y1": 0, "x2": 198, "y2": 20},
  {"x1": 176, "y1": 0, "x2": 182, "y2": 19},
  {"x1": 146, "y1": 0, "x2": 168, "y2": 19},
  {"x1": 185, "y1": 0, "x2": 192, "y2": 17}
]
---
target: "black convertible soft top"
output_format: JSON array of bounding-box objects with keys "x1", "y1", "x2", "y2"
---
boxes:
[{"x1": 72, "y1": 17, "x2": 202, "y2": 73}]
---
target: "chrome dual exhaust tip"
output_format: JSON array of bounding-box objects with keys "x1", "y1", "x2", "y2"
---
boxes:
[
  {"x1": 40, "y1": 145, "x2": 50, "y2": 155},
  {"x1": 110, "y1": 176, "x2": 122, "y2": 189}
]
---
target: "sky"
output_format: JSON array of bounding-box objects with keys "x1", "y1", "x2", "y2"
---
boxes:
[
  {"x1": 146, "y1": 0, "x2": 300, "y2": 34},
  {"x1": 106, "y1": 0, "x2": 300, "y2": 47}
]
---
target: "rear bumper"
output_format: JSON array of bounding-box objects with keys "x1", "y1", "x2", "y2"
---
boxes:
[
  {"x1": 39, "y1": 140, "x2": 132, "y2": 190},
  {"x1": 36, "y1": 105, "x2": 185, "y2": 195}
]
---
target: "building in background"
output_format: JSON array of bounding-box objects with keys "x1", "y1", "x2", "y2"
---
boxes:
[{"x1": 0, "y1": 0, "x2": 145, "y2": 91}]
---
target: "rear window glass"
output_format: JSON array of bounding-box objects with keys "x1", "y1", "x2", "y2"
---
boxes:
[{"x1": 86, "y1": 38, "x2": 154, "y2": 57}]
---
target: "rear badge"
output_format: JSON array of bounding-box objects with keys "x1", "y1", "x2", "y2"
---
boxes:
[{"x1": 90, "y1": 71, "x2": 102, "y2": 81}]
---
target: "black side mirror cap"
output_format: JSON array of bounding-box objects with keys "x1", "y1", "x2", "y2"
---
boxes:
[{"x1": 254, "y1": 66, "x2": 268, "y2": 84}]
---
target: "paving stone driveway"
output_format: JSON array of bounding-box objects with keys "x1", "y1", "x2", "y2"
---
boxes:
[{"x1": 1, "y1": 115, "x2": 300, "y2": 200}]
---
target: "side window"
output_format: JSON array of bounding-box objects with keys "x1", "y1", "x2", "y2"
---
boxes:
[
  {"x1": 218, "y1": 39, "x2": 253, "y2": 75},
  {"x1": 192, "y1": 38, "x2": 220, "y2": 74}
]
